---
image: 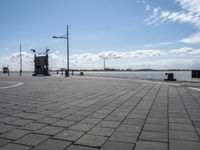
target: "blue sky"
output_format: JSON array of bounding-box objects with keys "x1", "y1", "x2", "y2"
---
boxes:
[{"x1": 0, "y1": 0, "x2": 200, "y2": 70}]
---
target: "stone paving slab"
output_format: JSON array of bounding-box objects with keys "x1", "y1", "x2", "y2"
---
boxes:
[{"x1": 0, "y1": 74, "x2": 200, "y2": 149}]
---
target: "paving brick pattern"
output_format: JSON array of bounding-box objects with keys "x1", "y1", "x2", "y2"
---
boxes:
[{"x1": 0, "y1": 74, "x2": 200, "y2": 150}]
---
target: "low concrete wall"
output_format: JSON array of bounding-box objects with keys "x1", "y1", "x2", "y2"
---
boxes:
[{"x1": 84, "y1": 71, "x2": 192, "y2": 81}]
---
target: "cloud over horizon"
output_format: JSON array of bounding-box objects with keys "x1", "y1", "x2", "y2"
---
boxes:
[{"x1": 0, "y1": 48, "x2": 199, "y2": 71}]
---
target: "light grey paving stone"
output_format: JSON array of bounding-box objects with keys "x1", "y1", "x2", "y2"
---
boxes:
[
  {"x1": 146, "y1": 118, "x2": 168, "y2": 125},
  {"x1": 96, "y1": 109, "x2": 112, "y2": 114},
  {"x1": 143, "y1": 123, "x2": 168, "y2": 133},
  {"x1": 61, "y1": 109, "x2": 77, "y2": 114},
  {"x1": 127, "y1": 113, "x2": 147, "y2": 119},
  {"x1": 13, "y1": 112, "x2": 30, "y2": 118},
  {"x1": 8, "y1": 119, "x2": 32, "y2": 126},
  {"x1": 139, "y1": 131, "x2": 168, "y2": 143},
  {"x1": 193, "y1": 121, "x2": 200, "y2": 128},
  {"x1": 69, "y1": 123, "x2": 94, "y2": 132},
  {"x1": 148, "y1": 113, "x2": 167, "y2": 119},
  {"x1": 20, "y1": 122, "x2": 46, "y2": 131},
  {"x1": 109, "y1": 131, "x2": 138, "y2": 143},
  {"x1": 53, "y1": 130, "x2": 85, "y2": 141},
  {"x1": 169, "y1": 118, "x2": 191, "y2": 124},
  {"x1": 80, "y1": 118, "x2": 102, "y2": 125},
  {"x1": 196, "y1": 128, "x2": 200, "y2": 135},
  {"x1": 49, "y1": 112, "x2": 70, "y2": 119},
  {"x1": 36, "y1": 117, "x2": 58, "y2": 124},
  {"x1": 75, "y1": 134, "x2": 108, "y2": 147},
  {"x1": 64, "y1": 115, "x2": 85, "y2": 121},
  {"x1": 0, "y1": 138, "x2": 11, "y2": 148},
  {"x1": 14, "y1": 134, "x2": 50, "y2": 146},
  {"x1": 169, "y1": 130, "x2": 199, "y2": 141},
  {"x1": 0, "y1": 117, "x2": 18, "y2": 123},
  {"x1": 51, "y1": 120, "x2": 76, "y2": 127},
  {"x1": 169, "y1": 113, "x2": 189, "y2": 119},
  {"x1": 89, "y1": 113, "x2": 108, "y2": 119},
  {"x1": 0, "y1": 124, "x2": 16, "y2": 133},
  {"x1": 134, "y1": 140, "x2": 168, "y2": 150},
  {"x1": 88, "y1": 127, "x2": 115, "y2": 136},
  {"x1": 0, "y1": 129, "x2": 30, "y2": 140},
  {"x1": 0, "y1": 143, "x2": 32, "y2": 150},
  {"x1": 23, "y1": 114, "x2": 44, "y2": 120},
  {"x1": 100, "y1": 141, "x2": 134, "y2": 150},
  {"x1": 117, "y1": 124, "x2": 142, "y2": 133},
  {"x1": 105, "y1": 115, "x2": 126, "y2": 122},
  {"x1": 39, "y1": 110, "x2": 57, "y2": 115},
  {"x1": 169, "y1": 123, "x2": 195, "y2": 132},
  {"x1": 97, "y1": 121, "x2": 120, "y2": 128},
  {"x1": 169, "y1": 140, "x2": 200, "y2": 150},
  {"x1": 34, "y1": 126, "x2": 64, "y2": 135},
  {"x1": 66, "y1": 145, "x2": 98, "y2": 150},
  {"x1": 1, "y1": 110, "x2": 20, "y2": 116},
  {"x1": 122, "y1": 118, "x2": 145, "y2": 125},
  {"x1": 33, "y1": 139, "x2": 71, "y2": 150}
]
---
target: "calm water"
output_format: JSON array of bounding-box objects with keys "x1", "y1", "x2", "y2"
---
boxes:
[{"x1": 83, "y1": 71, "x2": 192, "y2": 81}]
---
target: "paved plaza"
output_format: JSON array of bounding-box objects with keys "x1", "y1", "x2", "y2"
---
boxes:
[{"x1": 0, "y1": 74, "x2": 200, "y2": 150}]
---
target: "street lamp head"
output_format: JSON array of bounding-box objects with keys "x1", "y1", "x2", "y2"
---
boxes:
[
  {"x1": 46, "y1": 47, "x2": 50, "y2": 53},
  {"x1": 30, "y1": 49, "x2": 36, "y2": 53},
  {"x1": 52, "y1": 36, "x2": 57, "y2": 38}
]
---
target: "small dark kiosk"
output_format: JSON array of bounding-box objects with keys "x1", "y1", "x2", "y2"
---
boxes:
[
  {"x1": 192, "y1": 70, "x2": 200, "y2": 78},
  {"x1": 164, "y1": 73, "x2": 176, "y2": 81},
  {"x1": 31, "y1": 48, "x2": 50, "y2": 76},
  {"x1": 2, "y1": 66, "x2": 9, "y2": 73}
]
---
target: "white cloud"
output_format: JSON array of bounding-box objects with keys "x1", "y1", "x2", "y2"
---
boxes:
[
  {"x1": 98, "y1": 51, "x2": 122, "y2": 59},
  {"x1": 0, "y1": 52, "x2": 34, "y2": 71},
  {"x1": 0, "y1": 49, "x2": 164, "y2": 71},
  {"x1": 145, "y1": 5, "x2": 150, "y2": 11},
  {"x1": 175, "y1": 0, "x2": 200, "y2": 15},
  {"x1": 145, "y1": 0, "x2": 200, "y2": 28},
  {"x1": 170, "y1": 47, "x2": 200, "y2": 54},
  {"x1": 1, "y1": 48, "x2": 199, "y2": 71},
  {"x1": 170, "y1": 47, "x2": 193, "y2": 53},
  {"x1": 98, "y1": 50, "x2": 163, "y2": 59},
  {"x1": 145, "y1": 0, "x2": 200, "y2": 45},
  {"x1": 179, "y1": 32, "x2": 200, "y2": 44}
]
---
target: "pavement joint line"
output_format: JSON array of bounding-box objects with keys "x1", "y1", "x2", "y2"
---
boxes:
[
  {"x1": 67, "y1": 83, "x2": 143, "y2": 146},
  {"x1": 188, "y1": 87, "x2": 200, "y2": 92},
  {"x1": 0, "y1": 81, "x2": 23, "y2": 89},
  {"x1": 135, "y1": 84, "x2": 162, "y2": 143},
  {"x1": 0, "y1": 75, "x2": 200, "y2": 149},
  {"x1": 177, "y1": 88, "x2": 200, "y2": 141}
]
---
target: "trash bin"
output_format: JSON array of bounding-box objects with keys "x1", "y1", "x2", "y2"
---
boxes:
[{"x1": 164, "y1": 73, "x2": 176, "y2": 81}]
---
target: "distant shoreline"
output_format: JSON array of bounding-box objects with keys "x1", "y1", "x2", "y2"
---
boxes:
[{"x1": 0, "y1": 69, "x2": 195, "y2": 73}]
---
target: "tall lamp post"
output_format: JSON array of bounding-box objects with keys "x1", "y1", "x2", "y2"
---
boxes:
[
  {"x1": 53, "y1": 25, "x2": 69, "y2": 77},
  {"x1": 19, "y1": 43, "x2": 22, "y2": 76}
]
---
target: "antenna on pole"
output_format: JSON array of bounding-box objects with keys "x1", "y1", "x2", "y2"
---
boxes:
[{"x1": 20, "y1": 43, "x2": 22, "y2": 76}]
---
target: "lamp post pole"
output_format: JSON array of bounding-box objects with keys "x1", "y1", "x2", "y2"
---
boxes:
[
  {"x1": 53, "y1": 25, "x2": 69, "y2": 77},
  {"x1": 66, "y1": 25, "x2": 69, "y2": 77},
  {"x1": 20, "y1": 43, "x2": 22, "y2": 76}
]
